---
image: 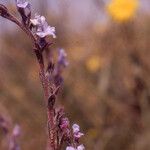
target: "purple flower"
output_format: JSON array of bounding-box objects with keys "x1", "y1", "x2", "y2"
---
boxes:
[
  {"x1": 77, "y1": 145, "x2": 85, "y2": 150},
  {"x1": 12, "y1": 125, "x2": 21, "y2": 137},
  {"x1": 53, "y1": 49, "x2": 68, "y2": 86},
  {"x1": 60, "y1": 117, "x2": 70, "y2": 130},
  {"x1": 16, "y1": 0, "x2": 29, "y2": 9},
  {"x1": 72, "y1": 124, "x2": 80, "y2": 133},
  {"x1": 9, "y1": 124, "x2": 21, "y2": 150},
  {"x1": 30, "y1": 14, "x2": 56, "y2": 38},
  {"x1": 72, "y1": 124, "x2": 84, "y2": 140},
  {"x1": 59, "y1": 117, "x2": 71, "y2": 139},
  {"x1": 15, "y1": 0, "x2": 31, "y2": 25},
  {"x1": 66, "y1": 145, "x2": 85, "y2": 150},
  {"x1": 66, "y1": 146, "x2": 75, "y2": 150},
  {"x1": 58, "y1": 49, "x2": 69, "y2": 67},
  {"x1": 30, "y1": 14, "x2": 45, "y2": 26}
]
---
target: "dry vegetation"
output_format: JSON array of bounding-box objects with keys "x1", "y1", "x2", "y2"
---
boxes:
[{"x1": 0, "y1": 0, "x2": 150, "y2": 150}]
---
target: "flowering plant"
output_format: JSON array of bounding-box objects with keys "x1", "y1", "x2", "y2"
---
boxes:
[
  {"x1": 107, "y1": 0, "x2": 139, "y2": 22},
  {"x1": 0, "y1": 114, "x2": 21, "y2": 150},
  {"x1": 0, "y1": 1, "x2": 84, "y2": 150}
]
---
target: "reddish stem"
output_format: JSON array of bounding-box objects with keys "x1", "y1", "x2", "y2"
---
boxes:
[{"x1": 35, "y1": 50, "x2": 56, "y2": 150}]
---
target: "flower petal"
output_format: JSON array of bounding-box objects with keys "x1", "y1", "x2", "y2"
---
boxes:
[
  {"x1": 72, "y1": 124, "x2": 80, "y2": 133},
  {"x1": 77, "y1": 145, "x2": 85, "y2": 150},
  {"x1": 66, "y1": 146, "x2": 76, "y2": 150}
]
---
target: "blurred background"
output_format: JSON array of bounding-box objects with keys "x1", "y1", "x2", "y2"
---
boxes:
[{"x1": 0, "y1": 0, "x2": 150, "y2": 149}]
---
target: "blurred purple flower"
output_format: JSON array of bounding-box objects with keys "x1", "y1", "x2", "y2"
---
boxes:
[
  {"x1": 60, "y1": 117, "x2": 70, "y2": 130},
  {"x1": 59, "y1": 117, "x2": 71, "y2": 140},
  {"x1": 72, "y1": 124, "x2": 84, "y2": 139},
  {"x1": 30, "y1": 14, "x2": 56, "y2": 38},
  {"x1": 9, "y1": 124, "x2": 21, "y2": 150},
  {"x1": 72, "y1": 124, "x2": 80, "y2": 133},
  {"x1": 16, "y1": 0, "x2": 29, "y2": 9},
  {"x1": 66, "y1": 146, "x2": 75, "y2": 150},
  {"x1": 0, "y1": 115, "x2": 9, "y2": 134},
  {"x1": 53, "y1": 49, "x2": 68, "y2": 86},
  {"x1": 58, "y1": 49, "x2": 69, "y2": 67},
  {"x1": 66, "y1": 145, "x2": 85, "y2": 150},
  {"x1": 12, "y1": 124, "x2": 21, "y2": 137},
  {"x1": 77, "y1": 145, "x2": 85, "y2": 150}
]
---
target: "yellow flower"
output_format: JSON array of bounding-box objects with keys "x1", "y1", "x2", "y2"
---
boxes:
[
  {"x1": 107, "y1": 0, "x2": 139, "y2": 22},
  {"x1": 86, "y1": 55, "x2": 101, "y2": 73}
]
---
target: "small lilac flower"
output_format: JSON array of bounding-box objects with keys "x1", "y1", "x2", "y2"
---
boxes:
[
  {"x1": 30, "y1": 14, "x2": 56, "y2": 38},
  {"x1": 66, "y1": 145, "x2": 85, "y2": 150},
  {"x1": 15, "y1": 0, "x2": 31, "y2": 25},
  {"x1": 60, "y1": 117, "x2": 69, "y2": 130},
  {"x1": 72, "y1": 124, "x2": 80, "y2": 133},
  {"x1": 66, "y1": 146, "x2": 75, "y2": 150},
  {"x1": 0, "y1": 115, "x2": 9, "y2": 134},
  {"x1": 59, "y1": 117, "x2": 71, "y2": 139},
  {"x1": 12, "y1": 125, "x2": 21, "y2": 137},
  {"x1": 77, "y1": 145, "x2": 85, "y2": 150},
  {"x1": 30, "y1": 14, "x2": 45, "y2": 26},
  {"x1": 9, "y1": 125, "x2": 21, "y2": 150},
  {"x1": 58, "y1": 49, "x2": 69, "y2": 67},
  {"x1": 16, "y1": 0, "x2": 29, "y2": 9},
  {"x1": 74, "y1": 131, "x2": 84, "y2": 139},
  {"x1": 53, "y1": 49, "x2": 68, "y2": 86},
  {"x1": 72, "y1": 124, "x2": 84, "y2": 140}
]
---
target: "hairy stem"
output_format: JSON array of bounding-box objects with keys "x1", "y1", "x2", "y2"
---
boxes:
[{"x1": 35, "y1": 49, "x2": 55, "y2": 150}]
